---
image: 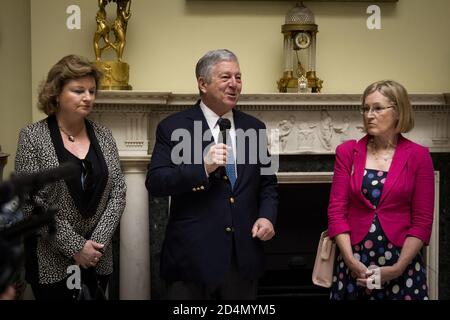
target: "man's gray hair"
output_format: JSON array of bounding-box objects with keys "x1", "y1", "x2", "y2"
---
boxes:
[{"x1": 195, "y1": 49, "x2": 239, "y2": 82}]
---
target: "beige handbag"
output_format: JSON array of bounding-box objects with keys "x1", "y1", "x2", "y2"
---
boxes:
[{"x1": 312, "y1": 230, "x2": 336, "y2": 288}]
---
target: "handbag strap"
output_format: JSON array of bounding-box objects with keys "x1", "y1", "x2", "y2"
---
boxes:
[{"x1": 320, "y1": 236, "x2": 332, "y2": 260}]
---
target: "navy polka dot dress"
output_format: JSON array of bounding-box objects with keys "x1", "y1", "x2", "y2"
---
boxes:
[{"x1": 330, "y1": 168, "x2": 429, "y2": 300}]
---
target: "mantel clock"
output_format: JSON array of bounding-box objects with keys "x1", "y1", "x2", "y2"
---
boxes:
[{"x1": 277, "y1": 2, "x2": 323, "y2": 93}]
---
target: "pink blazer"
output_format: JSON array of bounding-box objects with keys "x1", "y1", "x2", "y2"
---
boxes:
[{"x1": 328, "y1": 134, "x2": 435, "y2": 247}]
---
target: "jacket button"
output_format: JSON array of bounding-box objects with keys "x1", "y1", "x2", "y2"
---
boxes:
[
  {"x1": 200, "y1": 186, "x2": 205, "y2": 190},
  {"x1": 192, "y1": 188, "x2": 196, "y2": 192},
  {"x1": 229, "y1": 197, "x2": 235, "y2": 204},
  {"x1": 225, "y1": 227, "x2": 233, "y2": 232},
  {"x1": 223, "y1": 175, "x2": 228, "y2": 181}
]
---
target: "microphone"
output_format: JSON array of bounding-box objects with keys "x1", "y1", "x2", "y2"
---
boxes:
[
  {"x1": 217, "y1": 118, "x2": 231, "y2": 145},
  {"x1": 0, "y1": 162, "x2": 78, "y2": 205},
  {"x1": 216, "y1": 118, "x2": 231, "y2": 179}
]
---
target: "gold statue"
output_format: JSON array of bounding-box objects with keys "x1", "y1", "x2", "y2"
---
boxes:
[
  {"x1": 93, "y1": 0, "x2": 132, "y2": 90},
  {"x1": 112, "y1": 0, "x2": 131, "y2": 62},
  {"x1": 94, "y1": 0, "x2": 113, "y2": 61}
]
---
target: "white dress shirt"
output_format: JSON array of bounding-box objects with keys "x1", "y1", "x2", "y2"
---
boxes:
[{"x1": 200, "y1": 101, "x2": 238, "y2": 177}]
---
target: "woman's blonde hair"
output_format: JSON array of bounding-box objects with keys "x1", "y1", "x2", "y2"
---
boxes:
[
  {"x1": 362, "y1": 80, "x2": 414, "y2": 133},
  {"x1": 38, "y1": 55, "x2": 102, "y2": 115}
]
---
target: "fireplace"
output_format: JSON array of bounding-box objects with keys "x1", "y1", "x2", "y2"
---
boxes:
[
  {"x1": 258, "y1": 167, "x2": 440, "y2": 300},
  {"x1": 259, "y1": 180, "x2": 331, "y2": 299}
]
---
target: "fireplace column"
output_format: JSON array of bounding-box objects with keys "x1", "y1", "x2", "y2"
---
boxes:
[{"x1": 119, "y1": 157, "x2": 151, "y2": 299}]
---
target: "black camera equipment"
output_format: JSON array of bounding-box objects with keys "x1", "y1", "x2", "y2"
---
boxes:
[{"x1": 0, "y1": 163, "x2": 77, "y2": 294}]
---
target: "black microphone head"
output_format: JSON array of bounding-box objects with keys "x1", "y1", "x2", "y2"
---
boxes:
[
  {"x1": 218, "y1": 118, "x2": 231, "y2": 131},
  {"x1": 2, "y1": 162, "x2": 79, "y2": 203},
  {"x1": 41, "y1": 162, "x2": 79, "y2": 182},
  {"x1": 25, "y1": 162, "x2": 79, "y2": 191}
]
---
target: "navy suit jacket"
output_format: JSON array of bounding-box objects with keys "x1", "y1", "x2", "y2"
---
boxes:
[{"x1": 146, "y1": 102, "x2": 278, "y2": 285}]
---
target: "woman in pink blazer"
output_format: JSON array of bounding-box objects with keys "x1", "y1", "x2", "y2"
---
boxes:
[{"x1": 328, "y1": 80, "x2": 434, "y2": 300}]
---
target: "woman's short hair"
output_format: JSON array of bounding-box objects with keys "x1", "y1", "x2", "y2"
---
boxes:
[
  {"x1": 38, "y1": 55, "x2": 102, "y2": 115},
  {"x1": 362, "y1": 80, "x2": 414, "y2": 133}
]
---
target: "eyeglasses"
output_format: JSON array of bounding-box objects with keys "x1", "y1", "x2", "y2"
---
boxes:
[
  {"x1": 359, "y1": 105, "x2": 395, "y2": 115},
  {"x1": 80, "y1": 159, "x2": 94, "y2": 191}
]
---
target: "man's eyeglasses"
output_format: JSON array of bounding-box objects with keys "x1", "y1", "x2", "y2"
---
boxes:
[
  {"x1": 81, "y1": 159, "x2": 94, "y2": 191},
  {"x1": 359, "y1": 105, "x2": 395, "y2": 115}
]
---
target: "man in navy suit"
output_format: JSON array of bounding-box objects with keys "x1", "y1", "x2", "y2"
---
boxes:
[{"x1": 146, "y1": 49, "x2": 278, "y2": 299}]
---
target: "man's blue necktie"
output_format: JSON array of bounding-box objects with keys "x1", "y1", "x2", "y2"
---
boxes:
[
  {"x1": 217, "y1": 118, "x2": 237, "y2": 189},
  {"x1": 225, "y1": 141, "x2": 237, "y2": 189}
]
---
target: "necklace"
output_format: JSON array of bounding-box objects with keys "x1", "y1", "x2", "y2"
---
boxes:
[
  {"x1": 370, "y1": 137, "x2": 396, "y2": 162},
  {"x1": 58, "y1": 126, "x2": 84, "y2": 143}
]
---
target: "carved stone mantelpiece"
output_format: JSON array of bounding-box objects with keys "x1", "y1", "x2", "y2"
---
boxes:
[{"x1": 93, "y1": 92, "x2": 450, "y2": 156}]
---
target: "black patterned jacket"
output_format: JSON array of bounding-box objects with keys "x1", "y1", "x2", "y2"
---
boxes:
[{"x1": 15, "y1": 117, "x2": 126, "y2": 284}]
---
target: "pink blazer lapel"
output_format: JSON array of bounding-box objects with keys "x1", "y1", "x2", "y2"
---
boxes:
[
  {"x1": 377, "y1": 135, "x2": 411, "y2": 207},
  {"x1": 352, "y1": 135, "x2": 374, "y2": 209}
]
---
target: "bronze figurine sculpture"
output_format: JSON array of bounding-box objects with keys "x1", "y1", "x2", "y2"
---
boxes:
[{"x1": 93, "y1": 0, "x2": 132, "y2": 90}]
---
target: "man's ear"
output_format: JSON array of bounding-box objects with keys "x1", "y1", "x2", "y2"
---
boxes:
[{"x1": 197, "y1": 77, "x2": 207, "y2": 94}]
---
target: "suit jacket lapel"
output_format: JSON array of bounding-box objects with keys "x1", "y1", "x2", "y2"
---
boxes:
[
  {"x1": 377, "y1": 135, "x2": 411, "y2": 207},
  {"x1": 352, "y1": 135, "x2": 374, "y2": 209},
  {"x1": 185, "y1": 101, "x2": 214, "y2": 154},
  {"x1": 232, "y1": 109, "x2": 245, "y2": 190}
]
